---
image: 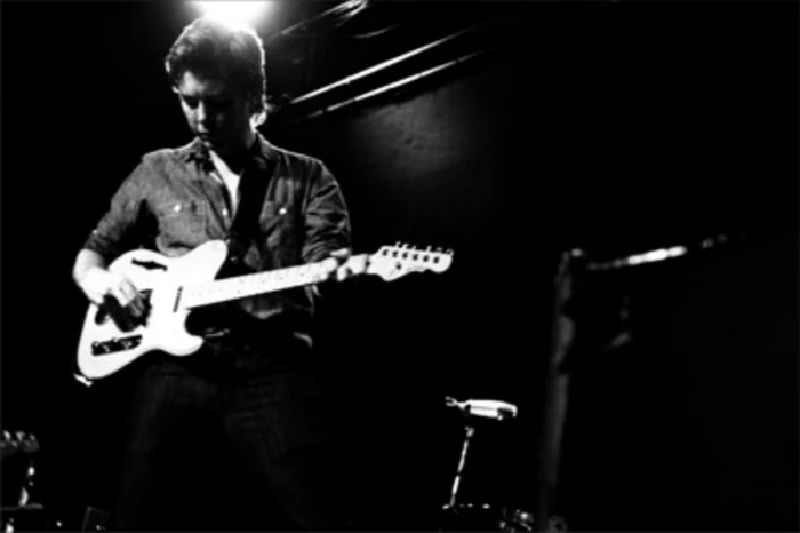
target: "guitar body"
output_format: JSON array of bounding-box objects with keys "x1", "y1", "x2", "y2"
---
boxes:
[{"x1": 76, "y1": 240, "x2": 228, "y2": 381}]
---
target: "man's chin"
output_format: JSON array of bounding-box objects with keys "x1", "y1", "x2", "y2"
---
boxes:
[{"x1": 198, "y1": 134, "x2": 228, "y2": 150}]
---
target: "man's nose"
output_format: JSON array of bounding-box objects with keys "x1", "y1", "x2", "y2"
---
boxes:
[{"x1": 196, "y1": 102, "x2": 207, "y2": 123}]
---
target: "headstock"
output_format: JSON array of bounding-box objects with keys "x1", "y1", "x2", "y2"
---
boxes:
[
  {"x1": 1, "y1": 430, "x2": 40, "y2": 460},
  {"x1": 364, "y1": 243, "x2": 454, "y2": 281}
]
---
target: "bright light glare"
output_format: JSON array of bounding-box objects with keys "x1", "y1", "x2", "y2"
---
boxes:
[{"x1": 192, "y1": 1, "x2": 273, "y2": 29}]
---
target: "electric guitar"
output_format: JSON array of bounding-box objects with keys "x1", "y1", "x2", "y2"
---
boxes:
[{"x1": 76, "y1": 240, "x2": 453, "y2": 382}]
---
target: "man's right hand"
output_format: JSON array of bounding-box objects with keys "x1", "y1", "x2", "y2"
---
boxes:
[{"x1": 80, "y1": 268, "x2": 145, "y2": 317}]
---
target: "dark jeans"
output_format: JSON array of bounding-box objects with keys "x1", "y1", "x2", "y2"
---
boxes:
[{"x1": 110, "y1": 340, "x2": 350, "y2": 531}]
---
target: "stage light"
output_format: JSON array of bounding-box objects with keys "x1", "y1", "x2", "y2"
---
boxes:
[{"x1": 191, "y1": 1, "x2": 274, "y2": 30}]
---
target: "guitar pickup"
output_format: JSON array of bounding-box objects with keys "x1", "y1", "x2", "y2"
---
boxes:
[{"x1": 91, "y1": 335, "x2": 143, "y2": 356}]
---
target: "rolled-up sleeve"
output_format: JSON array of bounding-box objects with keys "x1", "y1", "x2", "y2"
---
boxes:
[
  {"x1": 83, "y1": 158, "x2": 154, "y2": 262},
  {"x1": 302, "y1": 161, "x2": 352, "y2": 264}
]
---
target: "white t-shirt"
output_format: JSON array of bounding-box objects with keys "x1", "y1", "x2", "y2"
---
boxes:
[{"x1": 208, "y1": 149, "x2": 241, "y2": 218}]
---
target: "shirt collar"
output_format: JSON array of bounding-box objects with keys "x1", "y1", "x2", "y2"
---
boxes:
[{"x1": 178, "y1": 133, "x2": 279, "y2": 165}]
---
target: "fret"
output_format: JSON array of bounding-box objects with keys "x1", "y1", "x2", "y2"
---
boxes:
[{"x1": 182, "y1": 262, "x2": 326, "y2": 308}]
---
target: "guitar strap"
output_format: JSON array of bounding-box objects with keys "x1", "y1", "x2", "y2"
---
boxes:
[
  {"x1": 225, "y1": 153, "x2": 276, "y2": 268},
  {"x1": 193, "y1": 151, "x2": 276, "y2": 341}
]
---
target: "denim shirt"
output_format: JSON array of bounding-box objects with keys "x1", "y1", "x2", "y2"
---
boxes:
[{"x1": 83, "y1": 134, "x2": 351, "y2": 350}]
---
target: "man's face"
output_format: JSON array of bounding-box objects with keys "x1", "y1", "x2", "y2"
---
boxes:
[{"x1": 175, "y1": 70, "x2": 252, "y2": 153}]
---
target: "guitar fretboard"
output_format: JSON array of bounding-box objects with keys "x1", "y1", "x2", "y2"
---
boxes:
[{"x1": 182, "y1": 261, "x2": 330, "y2": 308}]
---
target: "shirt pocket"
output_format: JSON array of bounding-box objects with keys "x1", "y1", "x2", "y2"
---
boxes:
[
  {"x1": 154, "y1": 199, "x2": 209, "y2": 248},
  {"x1": 260, "y1": 201, "x2": 299, "y2": 239},
  {"x1": 259, "y1": 200, "x2": 302, "y2": 263}
]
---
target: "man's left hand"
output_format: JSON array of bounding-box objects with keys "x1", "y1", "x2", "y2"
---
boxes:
[{"x1": 320, "y1": 248, "x2": 355, "y2": 282}]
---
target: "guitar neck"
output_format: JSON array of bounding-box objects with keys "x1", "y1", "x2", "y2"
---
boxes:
[
  {"x1": 178, "y1": 244, "x2": 453, "y2": 309},
  {"x1": 182, "y1": 260, "x2": 333, "y2": 309}
]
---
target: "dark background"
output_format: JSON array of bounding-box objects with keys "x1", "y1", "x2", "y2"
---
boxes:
[{"x1": 1, "y1": 1, "x2": 797, "y2": 531}]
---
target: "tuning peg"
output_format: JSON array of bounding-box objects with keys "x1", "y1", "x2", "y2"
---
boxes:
[{"x1": 446, "y1": 248, "x2": 455, "y2": 255}]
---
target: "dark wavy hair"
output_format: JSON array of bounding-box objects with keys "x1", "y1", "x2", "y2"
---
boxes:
[{"x1": 165, "y1": 16, "x2": 267, "y2": 125}]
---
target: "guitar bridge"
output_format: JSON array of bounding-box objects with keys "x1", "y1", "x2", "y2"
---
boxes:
[{"x1": 91, "y1": 335, "x2": 143, "y2": 356}]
